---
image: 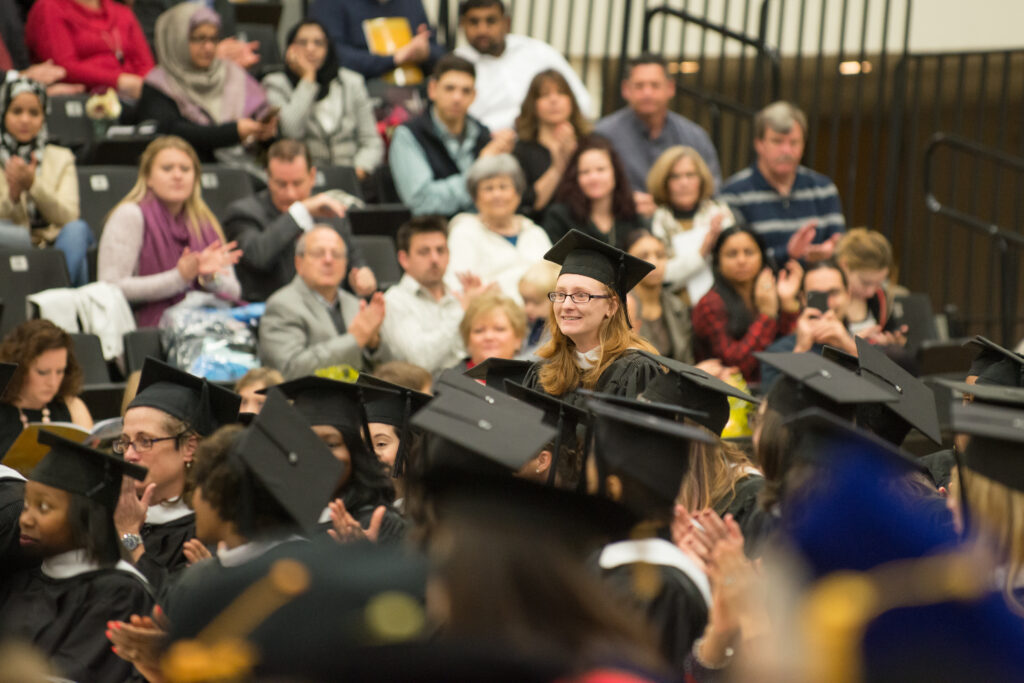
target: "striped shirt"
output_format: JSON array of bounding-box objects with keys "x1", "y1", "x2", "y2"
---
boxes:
[{"x1": 718, "y1": 164, "x2": 845, "y2": 265}]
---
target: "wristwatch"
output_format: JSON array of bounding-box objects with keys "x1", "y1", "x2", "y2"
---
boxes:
[{"x1": 121, "y1": 533, "x2": 143, "y2": 551}]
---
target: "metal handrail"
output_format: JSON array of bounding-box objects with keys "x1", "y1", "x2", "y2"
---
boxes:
[{"x1": 923, "y1": 132, "x2": 1024, "y2": 346}]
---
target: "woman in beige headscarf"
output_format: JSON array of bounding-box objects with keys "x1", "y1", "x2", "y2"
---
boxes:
[{"x1": 135, "y1": 3, "x2": 276, "y2": 174}]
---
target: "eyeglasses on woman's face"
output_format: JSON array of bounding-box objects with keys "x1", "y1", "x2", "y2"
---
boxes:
[
  {"x1": 112, "y1": 432, "x2": 184, "y2": 455},
  {"x1": 547, "y1": 291, "x2": 613, "y2": 304}
]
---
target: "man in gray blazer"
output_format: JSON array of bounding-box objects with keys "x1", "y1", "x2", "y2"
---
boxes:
[{"x1": 259, "y1": 226, "x2": 387, "y2": 379}]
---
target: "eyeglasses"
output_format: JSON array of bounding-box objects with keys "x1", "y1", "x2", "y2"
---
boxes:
[
  {"x1": 305, "y1": 249, "x2": 346, "y2": 260},
  {"x1": 547, "y1": 291, "x2": 613, "y2": 304},
  {"x1": 188, "y1": 35, "x2": 219, "y2": 45},
  {"x1": 112, "y1": 432, "x2": 185, "y2": 454}
]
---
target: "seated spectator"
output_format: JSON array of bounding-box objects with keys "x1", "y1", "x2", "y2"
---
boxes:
[
  {"x1": 513, "y1": 69, "x2": 592, "y2": 219},
  {"x1": 309, "y1": 0, "x2": 443, "y2": 81},
  {"x1": 0, "y1": 77, "x2": 94, "y2": 285},
  {"x1": 595, "y1": 54, "x2": 721, "y2": 214},
  {"x1": 131, "y1": 0, "x2": 258, "y2": 69},
  {"x1": 542, "y1": 135, "x2": 645, "y2": 247},
  {"x1": 445, "y1": 154, "x2": 551, "y2": 302},
  {"x1": 234, "y1": 367, "x2": 284, "y2": 416},
  {"x1": 25, "y1": 0, "x2": 154, "y2": 99},
  {"x1": 647, "y1": 145, "x2": 736, "y2": 304},
  {"x1": 692, "y1": 225, "x2": 802, "y2": 384},
  {"x1": 455, "y1": 0, "x2": 594, "y2": 131},
  {"x1": 719, "y1": 101, "x2": 845, "y2": 265},
  {"x1": 0, "y1": 0, "x2": 84, "y2": 94},
  {"x1": 262, "y1": 20, "x2": 384, "y2": 179},
  {"x1": 623, "y1": 228, "x2": 693, "y2": 363},
  {"x1": 760, "y1": 260, "x2": 858, "y2": 390},
  {"x1": 835, "y1": 227, "x2": 905, "y2": 345},
  {"x1": 389, "y1": 54, "x2": 514, "y2": 217},
  {"x1": 380, "y1": 217, "x2": 468, "y2": 375},
  {"x1": 98, "y1": 136, "x2": 242, "y2": 327},
  {"x1": 259, "y1": 226, "x2": 386, "y2": 379},
  {"x1": 0, "y1": 319, "x2": 93, "y2": 455},
  {"x1": 517, "y1": 260, "x2": 559, "y2": 358},
  {"x1": 454, "y1": 291, "x2": 526, "y2": 372},
  {"x1": 137, "y1": 4, "x2": 276, "y2": 172},
  {"x1": 222, "y1": 139, "x2": 374, "y2": 303}
]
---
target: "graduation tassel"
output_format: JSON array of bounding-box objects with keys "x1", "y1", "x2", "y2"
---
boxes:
[
  {"x1": 393, "y1": 393, "x2": 412, "y2": 479},
  {"x1": 545, "y1": 406, "x2": 565, "y2": 487}
]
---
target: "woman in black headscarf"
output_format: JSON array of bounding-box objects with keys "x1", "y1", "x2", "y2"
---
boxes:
[{"x1": 261, "y1": 20, "x2": 384, "y2": 180}]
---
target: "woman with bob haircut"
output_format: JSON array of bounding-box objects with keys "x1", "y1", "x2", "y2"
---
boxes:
[{"x1": 646, "y1": 145, "x2": 735, "y2": 304}]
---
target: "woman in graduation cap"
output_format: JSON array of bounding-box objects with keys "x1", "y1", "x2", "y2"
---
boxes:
[
  {"x1": 0, "y1": 431, "x2": 153, "y2": 682},
  {"x1": 523, "y1": 229, "x2": 661, "y2": 406},
  {"x1": 113, "y1": 358, "x2": 241, "y2": 593}
]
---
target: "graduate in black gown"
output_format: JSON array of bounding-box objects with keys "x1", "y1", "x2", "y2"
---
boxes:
[
  {"x1": 113, "y1": 358, "x2": 242, "y2": 595},
  {"x1": 266, "y1": 376, "x2": 407, "y2": 542},
  {"x1": 0, "y1": 431, "x2": 153, "y2": 683},
  {"x1": 0, "y1": 361, "x2": 24, "y2": 571},
  {"x1": 522, "y1": 229, "x2": 663, "y2": 407},
  {"x1": 583, "y1": 396, "x2": 716, "y2": 673}
]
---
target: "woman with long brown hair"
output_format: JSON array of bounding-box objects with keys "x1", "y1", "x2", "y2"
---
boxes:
[
  {"x1": 513, "y1": 69, "x2": 592, "y2": 219},
  {"x1": 523, "y1": 229, "x2": 661, "y2": 406},
  {"x1": 542, "y1": 135, "x2": 645, "y2": 248},
  {"x1": 97, "y1": 135, "x2": 241, "y2": 326},
  {"x1": 0, "y1": 319, "x2": 92, "y2": 455}
]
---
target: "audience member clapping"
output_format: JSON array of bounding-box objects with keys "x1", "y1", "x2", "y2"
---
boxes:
[
  {"x1": 137, "y1": 4, "x2": 276, "y2": 173},
  {"x1": 513, "y1": 68, "x2": 592, "y2": 219},
  {"x1": 263, "y1": 20, "x2": 384, "y2": 180},
  {"x1": 98, "y1": 136, "x2": 242, "y2": 327},
  {"x1": 542, "y1": 134, "x2": 645, "y2": 247},
  {"x1": 25, "y1": 0, "x2": 154, "y2": 99},
  {"x1": 692, "y1": 226, "x2": 802, "y2": 383},
  {"x1": 0, "y1": 320, "x2": 93, "y2": 455},
  {"x1": 446, "y1": 154, "x2": 551, "y2": 302},
  {"x1": 0, "y1": 77, "x2": 94, "y2": 285},
  {"x1": 647, "y1": 145, "x2": 736, "y2": 304}
]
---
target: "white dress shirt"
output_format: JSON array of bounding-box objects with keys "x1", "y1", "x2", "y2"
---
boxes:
[{"x1": 380, "y1": 273, "x2": 467, "y2": 374}]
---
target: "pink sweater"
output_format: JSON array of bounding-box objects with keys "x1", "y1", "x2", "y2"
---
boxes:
[{"x1": 26, "y1": 0, "x2": 154, "y2": 90}]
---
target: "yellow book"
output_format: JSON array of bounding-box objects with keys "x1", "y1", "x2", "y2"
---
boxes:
[
  {"x1": 4, "y1": 422, "x2": 90, "y2": 476},
  {"x1": 362, "y1": 17, "x2": 424, "y2": 86}
]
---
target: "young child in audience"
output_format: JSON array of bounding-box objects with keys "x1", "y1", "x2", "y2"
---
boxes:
[
  {"x1": 234, "y1": 367, "x2": 284, "y2": 416},
  {"x1": 517, "y1": 260, "x2": 559, "y2": 358}
]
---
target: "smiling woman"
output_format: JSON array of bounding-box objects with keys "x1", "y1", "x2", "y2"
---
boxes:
[{"x1": 0, "y1": 320, "x2": 92, "y2": 455}]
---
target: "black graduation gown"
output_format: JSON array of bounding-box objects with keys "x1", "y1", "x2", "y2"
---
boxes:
[
  {"x1": 595, "y1": 538, "x2": 710, "y2": 672},
  {"x1": 523, "y1": 350, "x2": 663, "y2": 409},
  {"x1": 0, "y1": 560, "x2": 154, "y2": 682},
  {"x1": 0, "y1": 473, "x2": 25, "y2": 570},
  {"x1": 137, "y1": 512, "x2": 196, "y2": 595},
  {"x1": 714, "y1": 474, "x2": 766, "y2": 543}
]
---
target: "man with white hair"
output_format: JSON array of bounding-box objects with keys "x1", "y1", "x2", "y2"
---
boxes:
[{"x1": 719, "y1": 101, "x2": 845, "y2": 265}]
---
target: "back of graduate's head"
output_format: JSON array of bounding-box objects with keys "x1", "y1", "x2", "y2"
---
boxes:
[
  {"x1": 188, "y1": 424, "x2": 297, "y2": 540},
  {"x1": 68, "y1": 492, "x2": 123, "y2": 566}
]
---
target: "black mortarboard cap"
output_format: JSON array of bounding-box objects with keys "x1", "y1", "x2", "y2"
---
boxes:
[
  {"x1": 820, "y1": 344, "x2": 859, "y2": 372},
  {"x1": 268, "y1": 376, "x2": 396, "y2": 438},
  {"x1": 638, "y1": 350, "x2": 759, "y2": 434},
  {"x1": 931, "y1": 378, "x2": 1024, "y2": 410},
  {"x1": 950, "y1": 402, "x2": 1024, "y2": 493},
  {"x1": 783, "y1": 408, "x2": 927, "y2": 477},
  {"x1": 463, "y1": 358, "x2": 533, "y2": 391},
  {"x1": 586, "y1": 397, "x2": 712, "y2": 509},
  {"x1": 853, "y1": 337, "x2": 943, "y2": 446},
  {"x1": 965, "y1": 336, "x2": 1024, "y2": 386},
  {"x1": 543, "y1": 229, "x2": 653, "y2": 316},
  {"x1": 232, "y1": 388, "x2": 345, "y2": 534},
  {"x1": 128, "y1": 357, "x2": 241, "y2": 436},
  {"x1": 756, "y1": 352, "x2": 897, "y2": 419},
  {"x1": 411, "y1": 388, "x2": 554, "y2": 476},
  {"x1": 576, "y1": 388, "x2": 709, "y2": 424},
  {"x1": 32, "y1": 429, "x2": 147, "y2": 511}
]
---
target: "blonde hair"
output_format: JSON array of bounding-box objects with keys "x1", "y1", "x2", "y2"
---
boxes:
[
  {"x1": 459, "y1": 292, "x2": 528, "y2": 348},
  {"x1": 518, "y1": 260, "x2": 560, "y2": 293},
  {"x1": 645, "y1": 145, "x2": 714, "y2": 208},
  {"x1": 962, "y1": 466, "x2": 1024, "y2": 616},
  {"x1": 112, "y1": 136, "x2": 225, "y2": 241},
  {"x1": 835, "y1": 227, "x2": 893, "y2": 272},
  {"x1": 536, "y1": 283, "x2": 657, "y2": 397},
  {"x1": 677, "y1": 426, "x2": 760, "y2": 512}
]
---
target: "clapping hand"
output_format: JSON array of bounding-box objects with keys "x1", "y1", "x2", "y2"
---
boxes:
[
  {"x1": 5, "y1": 154, "x2": 37, "y2": 200},
  {"x1": 348, "y1": 266, "x2": 378, "y2": 297},
  {"x1": 216, "y1": 37, "x2": 261, "y2": 69},
  {"x1": 196, "y1": 240, "x2": 242, "y2": 279},
  {"x1": 775, "y1": 259, "x2": 804, "y2": 309},
  {"x1": 107, "y1": 605, "x2": 170, "y2": 682},
  {"x1": 327, "y1": 498, "x2": 385, "y2": 544}
]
